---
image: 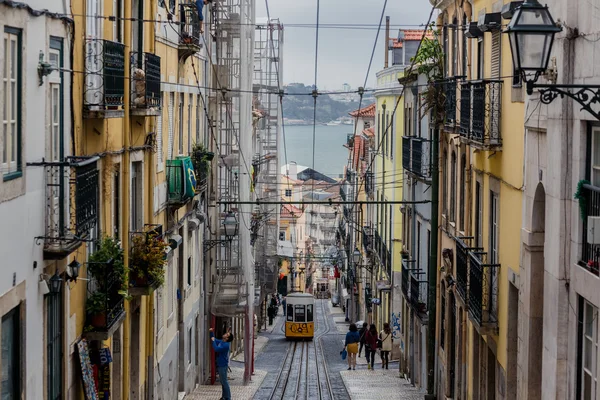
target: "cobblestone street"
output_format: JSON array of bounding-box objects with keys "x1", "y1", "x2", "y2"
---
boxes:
[{"x1": 186, "y1": 300, "x2": 425, "y2": 399}]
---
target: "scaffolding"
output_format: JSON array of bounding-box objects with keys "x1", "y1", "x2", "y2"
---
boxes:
[
  {"x1": 209, "y1": 0, "x2": 255, "y2": 318},
  {"x1": 253, "y1": 19, "x2": 283, "y2": 304}
]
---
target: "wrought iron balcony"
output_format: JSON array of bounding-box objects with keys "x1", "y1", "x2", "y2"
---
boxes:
[
  {"x1": 85, "y1": 259, "x2": 126, "y2": 340},
  {"x1": 166, "y1": 157, "x2": 196, "y2": 208},
  {"x1": 409, "y1": 273, "x2": 428, "y2": 313},
  {"x1": 459, "y1": 82, "x2": 471, "y2": 137},
  {"x1": 347, "y1": 134, "x2": 354, "y2": 148},
  {"x1": 468, "y1": 251, "x2": 500, "y2": 329},
  {"x1": 84, "y1": 39, "x2": 126, "y2": 118},
  {"x1": 401, "y1": 259, "x2": 410, "y2": 299},
  {"x1": 179, "y1": 2, "x2": 203, "y2": 62},
  {"x1": 459, "y1": 80, "x2": 503, "y2": 149},
  {"x1": 130, "y1": 52, "x2": 161, "y2": 115},
  {"x1": 365, "y1": 171, "x2": 374, "y2": 196},
  {"x1": 402, "y1": 136, "x2": 431, "y2": 181},
  {"x1": 33, "y1": 157, "x2": 99, "y2": 260},
  {"x1": 455, "y1": 236, "x2": 472, "y2": 302},
  {"x1": 579, "y1": 183, "x2": 600, "y2": 276},
  {"x1": 362, "y1": 225, "x2": 373, "y2": 253},
  {"x1": 445, "y1": 79, "x2": 457, "y2": 127}
]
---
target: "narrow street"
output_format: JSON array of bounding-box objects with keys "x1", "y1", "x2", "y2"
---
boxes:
[{"x1": 186, "y1": 299, "x2": 424, "y2": 399}]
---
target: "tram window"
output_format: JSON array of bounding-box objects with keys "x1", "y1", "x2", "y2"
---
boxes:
[
  {"x1": 307, "y1": 305, "x2": 313, "y2": 322},
  {"x1": 287, "y1": 305, "x2": 293, "y2": 321},
  {"x1": 294, "y1": 305, "x2": 305, "y2": 322}
]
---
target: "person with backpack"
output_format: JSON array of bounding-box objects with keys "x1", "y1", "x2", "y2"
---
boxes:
[
  {"x1": 365, "y1": 324, "x2": 378, "y2": 370},
  {"x1": 379, "y1": 322, "x2": 393, "y2": 369},
  {"x1": 358, "y1": 322, "x2": 368, "y2": 357}
]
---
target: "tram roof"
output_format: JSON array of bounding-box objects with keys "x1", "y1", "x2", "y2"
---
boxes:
[{"x1": 286, "y1": 292, "x2": 314, "y2": 298}]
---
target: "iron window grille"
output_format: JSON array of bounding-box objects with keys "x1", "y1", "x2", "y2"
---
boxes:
[
  {"x1": 460, "y1": 80, "x2": 503, "y2": 149},
  {"x1": 130, "y1": 52, "x2": 161, "y2": 110},
  {"x1": 468, "y1": 251, "x2": 500, "y2": 328},
  {"x1": 83, "y1": 39, "x2": 126, "y2": 110}
]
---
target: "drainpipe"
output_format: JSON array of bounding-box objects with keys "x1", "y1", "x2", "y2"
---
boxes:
[{"x1": 122, "y1": 0, "x2": 132, "y2": 397}]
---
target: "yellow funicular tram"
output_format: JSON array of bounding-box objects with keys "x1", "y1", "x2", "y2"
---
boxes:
[{"x1": 285, "y1": 293, "x2": 315, "y2": 340}]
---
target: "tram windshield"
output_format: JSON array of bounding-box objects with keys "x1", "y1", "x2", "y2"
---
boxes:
[
  {"x1": 294, "y1": 305, "x2": 305, "y2": 322},
  {"x1": 306, "y1": 305, "x2": 313, "y2": 322},
  {"x1": 287, "y1": 305, "x2": 293, "y2": 321}
]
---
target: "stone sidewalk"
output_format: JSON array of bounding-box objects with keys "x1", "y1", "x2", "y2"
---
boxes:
[
  {"x1": 183, "y1": 367, "x2": 267, "y2": 400},
  {"x1": 340, "y1": 369, "x2": 425, "y2": 400}
]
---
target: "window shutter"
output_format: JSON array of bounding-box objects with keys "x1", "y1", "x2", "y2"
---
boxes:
[
  {"x1": 167, "y1": 93, "x2": 174, "y2": 160},
  {"x1": 491, "y1": 31, "x2": 501, "y2": 78},
  {"x1": 157, "y1": 95, "x2": 164, "y2": 169}
]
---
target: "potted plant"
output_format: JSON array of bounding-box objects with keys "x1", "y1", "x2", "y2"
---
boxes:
[
  {"x1": 130, "y1": 234, "x2": 168, "y2": 288},
  {"x1": 190, "y1": 143, "x2": 214, "y2": 185},
  {"x1": 86, "y1": 236, "x2": 127, "y2": 326},
  {"x1": 86, "y1": 292, "x2": 108, "y2": 328},
  {"x1": 401, "y1": 250, "x2": 410, "y2": 260}
]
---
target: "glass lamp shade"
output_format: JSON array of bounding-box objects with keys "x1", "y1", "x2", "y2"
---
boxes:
[
  {"x1": 353, "y1": 248, "x2": 361, "y2": 264},
  {"x1": 222, "y1": 211, "x2": 239, "y2": 238},
  {"x1": 67, "y1": 259, "x2": 81, "y2": 281},
  {"x1": 49, "y1": 273, "x2": 62, "y2": 294},
  {"x1": 504, "y1": 0, "x2": 562, "y2": 74}
]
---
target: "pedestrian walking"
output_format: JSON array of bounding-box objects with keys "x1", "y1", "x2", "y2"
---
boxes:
[
  {"x1": 282, "y1": 296, "x2": 287, "y2": 316},
  {"x1": 209, "y1": 327, "x2": 234, "y2": 400},
  {"x1": 344, "y1": 323, "x2": 360, "y2": 370},
  {"x1": 365, "y1": 324, "x2": 378, "y2": 370},
  {"x1": 379, "y1": 322, "x2": 393, "y2": 369},
  {"x1": 358, "y1": 322, "x2": 368, "y2": 357}
]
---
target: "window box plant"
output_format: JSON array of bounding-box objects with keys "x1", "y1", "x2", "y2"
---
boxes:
[
  {"x1": 190, "y1": 143, "x2": 214, "y2": 187},
  {"x1": 129, "y1": 233, "x2": 168, "y2": 292}
]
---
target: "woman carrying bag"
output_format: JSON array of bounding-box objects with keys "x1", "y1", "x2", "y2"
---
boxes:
[
  {"x1": 379, "y1": 322, "x2": 393, "y2": 369},
  {"x1": 344, "y1": 323, "x2": 360, "y2": 370}
]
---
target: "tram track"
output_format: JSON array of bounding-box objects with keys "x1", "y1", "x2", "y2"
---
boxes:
[{"x1": 269, "y1": 299, "x2": 339, "y2": 400}]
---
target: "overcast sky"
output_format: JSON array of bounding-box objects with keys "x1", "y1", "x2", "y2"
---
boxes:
[{"x1": 255, "y1": 0, "x2": 434, "y2": 90}]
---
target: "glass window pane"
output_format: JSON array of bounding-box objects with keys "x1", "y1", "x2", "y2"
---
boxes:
[
  {"x1": 586, "y1": 303, "x2": 594, "y2": 336},
  {"x1": 2, "y1": 81, "x2": 6, "y2": 119},
  {"x1": 287, "y1": 305, "x2": 293, "y2": 321},
  {"x1": 2, "y1": 124, "x2": 6, "y2": 163},
  {"x1": 3, "y1": 38, "x2": 7, "y2": 79},
  {"x1": 584, "y1": 372, "x2": 592, "y2": 400},
  {"x1": 11, "y1": 82, "x2": 16, "y2": 120},
  {"x1": 10, "y1": 38, "x2": 16, "y2": 79},
  {"x1": 294, "y1": 305, "x2": 305, "y2": 322},
  {"x1": 306, "y1": 305, "x2": 313, "y2": 322},
  {"x1": 585, "y1": 337, "x2": 593, "y2": 369},
  {"x1": 11, "y1": 122, "x2": 16, "y2": 162}
]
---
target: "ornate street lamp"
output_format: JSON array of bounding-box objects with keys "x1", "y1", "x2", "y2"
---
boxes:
[
  {"x1": 203, "y1": 211, "x2": 239, "y2": 252},
  {"x1": 353, "y1": 248, "x2": 361, "y2": 265},
  {"x1": 67, "y1": 259, "x2": 81, "y2": 282},
  {"x1": 48, "y1": 272, "x2": 62, "y2": 295},
  {"x1": 505, "y1": 1, "x2": 600, "y2": 120}
]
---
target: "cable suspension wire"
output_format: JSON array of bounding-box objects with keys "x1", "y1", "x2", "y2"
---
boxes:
[{"x1": 309, "y1": 0, "x2": 321, "y2": 241}]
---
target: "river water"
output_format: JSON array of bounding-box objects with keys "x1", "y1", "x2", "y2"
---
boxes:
[{"x1": 280, "y1": 124, "x2": 354, "y2": 179}]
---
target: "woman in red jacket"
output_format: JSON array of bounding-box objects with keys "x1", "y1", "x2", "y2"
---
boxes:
[{"x1": 365, "y1": 324, "x2": 378, "y2": 370}]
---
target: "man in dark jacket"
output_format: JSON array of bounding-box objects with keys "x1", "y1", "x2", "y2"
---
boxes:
[
  {"x1": 358, "y1": 322, "x2": 368, "y2": 357},
  {"x1": 210, "y1": 327, "x2": 234, "y2": 400}
]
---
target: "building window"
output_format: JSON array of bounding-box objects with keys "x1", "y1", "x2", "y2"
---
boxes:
[
  {"x1": 475, "y1": 181, "x2": 482, "y2": 248},
  {"x1": 187, "y1": 327, "x2": 193, "y2": 365},
  {"x1": 188, "y1": 93, "x2": 193, "y2": 152},
  {"x1": 2, "y1": 27, "x2": 22, "y2": 179},
  {"x1": 279, "y1": 231, "x2": 285, "y2": 241},
  {"x1": 113, "y1": 165, "x2": 120, "y2": 239},
  {"x1": 285, "y1": 189, "x2": 292, "y2": 197},
  {"x1": 443, "y1": 14, "x2": 449, "y2": 77},
  {"x1": 157, "y1": 93, "x2": 164, "y2": 170},
  {"x1": 460, "y1": 155, "x2": 466, "y2": 231},
  {"x1": 462, "y1": 15, "x2": 468, "y2": 77},
  {"x1": 417, "y1": 220, "x2": 421, "y2": 270},
  {"x1": 591, "y1": 128, "x2": 600, "y2": 187},
  {"x1": 1, "y1": 305, "x2": 21, "y2": 399},
  {"x1": 156, "y1": 287, "x2": 164, "y2": 332},
  {"x1": 131, "y1": 161, "x2": 143, "y2": 231},
  {"x1": 113, "y1": 0, "x2": 124, "y2": 43},
  {"x1": 179, "y1": 93, "x2": 184, "y2": 154},
  {"x1": 491, "y1": 31, "x2": 501, "y2": 79},
  {"x1": 477, "y1": 38, "x2": 484, "y2": 80},
  {"x1": 168, "y1": 92, "x2": 174, "y2": 159},
  {"x1": 442, "y1": 150, "x2": 448, "y2": 216},
  {"x1": 168, "y1": 259, "x2": 174, "y2": 319},
  {"x1": 47, "y1": 289, "x2": 63, "y2": 400},
  {"x1": 390, "y1": 115, "x2": 394, "y2": 159},
  {"x1": 450, "y1": 151, "x2": 457, "y2": 223},
  {"x1": 440, "y1": 281, "x2": 446, "y2": 349},
  {"x1": 490, "y1": 191, "x2": 499, "y2": 263},
  {"x1": 579, "y1": 299, "x2": 598, "y2": 400},
  {"x1": 196, "y1": 94, "x2": 202, "y2": 143},
  {"x1": 452, "y1": 17, "x2": 458, "y2": 76}
]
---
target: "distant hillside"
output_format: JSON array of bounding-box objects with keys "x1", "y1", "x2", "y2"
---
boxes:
[{"x1": 283, "y1": 83, "x2": 363, "y2": 123}]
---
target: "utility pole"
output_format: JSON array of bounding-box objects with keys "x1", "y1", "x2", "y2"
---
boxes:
[{"x1": 426, "y1": 118, "x2": 441, "y2": 398}]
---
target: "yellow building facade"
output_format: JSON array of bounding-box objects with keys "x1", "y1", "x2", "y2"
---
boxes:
[
  {"x1": 434, "y1": 0, "x2": 525, "y2": 398},
  {"x1": 70, "y1": 0, "x2": 208, "y2": 397}
]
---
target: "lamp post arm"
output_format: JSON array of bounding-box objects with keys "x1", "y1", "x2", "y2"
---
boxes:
[{"x1": 530, "y1": 83, "x2": 600, "y2": 121}]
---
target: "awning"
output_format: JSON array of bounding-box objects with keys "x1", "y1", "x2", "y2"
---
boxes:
[{"x1": 376, "y1": 280, "x2": 391, "y2": 291}]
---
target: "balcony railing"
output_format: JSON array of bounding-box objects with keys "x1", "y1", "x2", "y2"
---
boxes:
[
  {"x1": 362, "y1": 225, "x2": 373, "y2": 252},
  {"x1": 459, "y1": 82, "x2": 471, "y2": 136},
  {"x1": 130, "y1": 52, "x2": 161, "y2": 112},
  {"x1": 445, "y1": 79, "x2": 457, "y2": 127},
  {"x1": 86, "y1": 259, "x2": 126, "y2": 338},
  {"x1": 84, "y1": 39, "x2": 126, "y2": 113},
  {"x1": 179, "y1": 2, "x2": 202, "y2": 61},
  {"x1": 36, "y1": 157, "x2": 99, "y2": 260},
  {"x1": 459, "y1": 80, "x2": 502, "y2": 149},
  {"x1": 402, "y1": 136, "x2": 431, "y2": 180},
  {"x1": 468, "y1": 251, "x2": 500, "y2": 328},
  {"x1": 579, "y1": 183, "x2": 600, "y2": 275},
  {"x1": 166, "y1": 157, "x2": 195, "y2": 207},
  {"x1": 455, "y1": 237, "x2": 472, "y2": 302},
  {"x1": 401, "y1": 259, "x2": 410, "y2": 299},
  {"x1": 409, "y1": 274, "x2": 428, "y2": 313}
]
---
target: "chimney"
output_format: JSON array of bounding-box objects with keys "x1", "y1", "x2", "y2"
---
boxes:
[
  {"x1": 288, "y1": 161, "x2": 298, "y2": 181},
  {"x1": 384, "y1": 16, "x2": 390, "y2": 69}
]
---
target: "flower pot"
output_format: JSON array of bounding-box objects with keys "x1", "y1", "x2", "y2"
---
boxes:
[
  {"x1": 91, "y1": 312, "x2": 107, "y2": 328},
  {"x1": 133, "y1": 275, "x2": 149, "y2": 287}
]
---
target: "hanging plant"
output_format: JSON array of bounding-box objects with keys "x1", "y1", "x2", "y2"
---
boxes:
[
  {"x1": 574, "y1": 179, "x2": 591, "y2": 220},
  {"x1": 130, "y1": 234, "x2": 168, "y2": 287},
  {"x1": 190, "y1": 143, "x2": 214, "y2": 185}
]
